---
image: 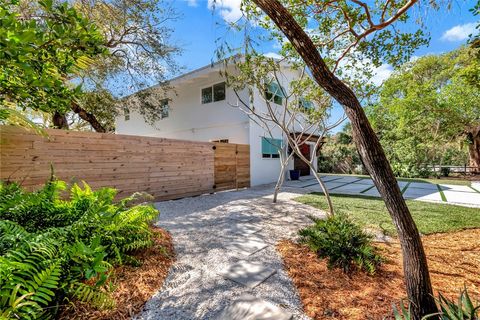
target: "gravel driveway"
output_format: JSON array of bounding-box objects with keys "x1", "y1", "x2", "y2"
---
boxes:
[{"x1": 134, "y1": 184, "x2": 326, "y2": 320}]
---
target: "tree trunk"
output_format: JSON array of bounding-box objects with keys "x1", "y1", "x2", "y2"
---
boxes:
[
  {"x1": 252, "y1": 0, "x2": 438, "y2": 317},
  {"x1": 273, "y1": 152, "x2": 293, "y2": 203},
  {"x1": 467, "y1": 127, "x2": 480, "y2": 174},
  {"x1": 71, "y1": 102, "x2": 107, "y2": 133},
  {"x1": 52, "y1": 111, "x2": 69, "y2": 129}
]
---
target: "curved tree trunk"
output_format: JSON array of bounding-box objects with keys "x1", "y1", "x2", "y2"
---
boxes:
[
  {"x1": 467, "y1": 127, "x2": 480, "y2": 174},
  {"x1": 71, "y1": 102, "x2": 106, "y2": 133},
  {"x1": 252, "y1": 0, "x2": 437, "y2": 317},
  {"x1": 52, "y1": 111, "x2": 69, "y2": 129}
]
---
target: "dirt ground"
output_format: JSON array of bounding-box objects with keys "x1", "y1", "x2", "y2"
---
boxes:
[
  {"x1": 60, "y1": 227, "x2": 175, "y2": 320},
  {"x1": 277, "y1": 228, "x2": 480, "y2": 319}
]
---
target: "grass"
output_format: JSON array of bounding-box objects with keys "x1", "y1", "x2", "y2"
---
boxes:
[
  {"x1": 320, "y1": 172, "x2": 472, "y2": 186},
  {"x1": 295, "y1": 193, "x2": 480, "y2": 236}
]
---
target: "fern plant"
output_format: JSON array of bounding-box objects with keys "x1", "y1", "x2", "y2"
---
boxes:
[
  {"x1": 299, "y1": 214, "x2": 383, "y2": 275},
  {"x1": 0, "y1": 179, "x2": 159, "y2": 319}
]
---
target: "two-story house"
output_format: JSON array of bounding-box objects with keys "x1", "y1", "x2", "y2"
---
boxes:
[{"x1": 115, "y1": 60, "x2": 321, "y2": 186}]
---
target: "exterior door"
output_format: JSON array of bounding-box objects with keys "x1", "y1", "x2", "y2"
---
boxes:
[{"x1": 294, "y1": 144, "x2": 311, "y2": 176}]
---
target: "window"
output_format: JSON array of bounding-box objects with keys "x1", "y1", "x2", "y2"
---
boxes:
[
  {"x1": 299, "y1": 97, "x2": 314, "y2": 111},
  {"x1": 160, "y1": 99, "x2": 169, "y2": 118},
  {"x1": 213, "y1": 82, "x2": 226, "y2": 101},
  {"x1": 264, "y1": 82, "x2": 285, "y2": 105},
  {"x1": 261, "y1": 137, "x2": 282, "y2": 158},
  {"x1": 202, "y1": 82, "x2": 226, "y2": 104},
  {"x1": 124, "y1": 107, "x2": 130, "y2": 121}
]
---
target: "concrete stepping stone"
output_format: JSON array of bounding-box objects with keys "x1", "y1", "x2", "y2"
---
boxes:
[
  {"x1": 332, "y1": 176, "x2": 362, "y2": 183},
  {"x1": 320, "y1": 175, "x2": 343, "y2": 182},
  {"x1": 228, "y1": 211, "x2": 256, "y2": 222},
  {"x1": 225, "y1": 238, "x2": 268, "y2": 256},
  {"x1": 219, "y1": 260, "x2": 276, "y2": 288},
  {"x1": 216, "y1": 294, "x2": 293, "y2": 320},
  {"x1": 223, "y1": 223, "x2": 263, "y2": 235}
]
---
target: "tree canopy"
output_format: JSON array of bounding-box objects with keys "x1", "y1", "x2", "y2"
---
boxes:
[
  {"x1": 0, "y1": 0, "x2": 106, "y2": 124},
  {"x1": 367, "y1": 47, "x2": 480, "y2": 175}
]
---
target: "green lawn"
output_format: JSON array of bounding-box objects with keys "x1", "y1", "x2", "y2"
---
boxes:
[
  {"x1": 295, "y1": 193, "x2": 480, "y2": 236},
  {"x1": 320, "y1": 173, "x2": 472, "y2": 186}
]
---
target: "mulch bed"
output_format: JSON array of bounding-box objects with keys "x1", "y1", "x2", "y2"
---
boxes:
[
  {"x1": 60, "y1": 227, "x2": 175, "y2": 320},
  {"x1": 277, "y1": 228, "x2": 480, "y2": 319}
]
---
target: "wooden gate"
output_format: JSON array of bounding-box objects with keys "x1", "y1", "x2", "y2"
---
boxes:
[{"x1": 213, "y1": 143, "x2": 250, "y2": 191}]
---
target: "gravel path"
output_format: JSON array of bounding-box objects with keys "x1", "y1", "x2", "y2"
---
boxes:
[{"x1": 134, "y1": 184, "x2": 326, "y2": 320}]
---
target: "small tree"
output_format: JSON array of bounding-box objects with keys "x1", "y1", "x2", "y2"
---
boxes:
[
  {"x1": 233, "y1": 0, "x2": 446, "y2": 317},
  {"x1": 224, "y1": 54, "x2": 345, "y2": 213}
]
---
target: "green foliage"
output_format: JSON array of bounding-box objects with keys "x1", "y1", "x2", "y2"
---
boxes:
[
  {"x1": 367, "y1": 47, "x2": 479, "y2": 177},
  {"x1": 299, "y1": 214, "x2": 383, "y2": 275},
  {"x1": 0, "y1": 179, "x2": 159, "y2": 319},
  {"x1": 0, "y1": 0, "x2": 106, "y2": 123},
  {"x1": 392, "y1": 288, "x2": 480, "y2": 319},
  {"x1": 318, "y1": 124, "x2": 364, "y2": 174},
  {"x1": 429, "y1": 288, "x2": 480, "y2": 320}
]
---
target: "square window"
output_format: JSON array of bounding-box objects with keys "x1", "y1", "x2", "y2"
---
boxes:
[
  {"x1": 160, "y1": 99, "x2": 169, "y2": 118},
  {"x1": 261, "y1": 137, "x2": 282, "y2": 159},
  {"x1": 202, "y1": 87, "x2": 212, "y2": 104},
  {"x1": 213, "y1": 82, "x2": 226, "y2": 102}
]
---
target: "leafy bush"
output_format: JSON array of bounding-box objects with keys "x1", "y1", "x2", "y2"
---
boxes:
[
  {"x1": 392, "y1": 287, "x2": 480, "y2": 319},
  {"x1": 299, "y1": 214, "x2": 383, "y2": 275},
  {"x1": 0, "y1": 179, "x2": 158, "y2": 319}
]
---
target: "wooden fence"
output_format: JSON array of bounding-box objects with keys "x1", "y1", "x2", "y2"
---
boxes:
[{"x1": 0, "y1": 126, "x2": 250, "y2": 201}]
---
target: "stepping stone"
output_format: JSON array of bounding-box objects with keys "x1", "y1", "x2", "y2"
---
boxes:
[
  {"x1": 225, "y1": 238, "x2": 268, "y2": 256},
  {"x1": 362, "y1": 187, "x2": 380, "y2": 197},
  {"x1": 223, "y1": 223, "x2": 263, "y2": 235},
  {"x1": 219, "y1": 260, "x2": 276, "y2": 288},
  {"x1": 228, "y1": 211, "x2": 255, "y2": 222},
  {"x1": 216, "y1": 294, "x2": 293, "y2": 320}
]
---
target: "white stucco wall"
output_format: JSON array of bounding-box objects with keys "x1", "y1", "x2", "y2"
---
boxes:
[
  {"x1": 115, "y1": 63, "x2": 319, "y2": 187},
  {"x1": 116, "y1": 70, "x2": 250, "y2": 144},
  {"x1": 247, "y1": 66, "x2": 319, "y2": 186}
]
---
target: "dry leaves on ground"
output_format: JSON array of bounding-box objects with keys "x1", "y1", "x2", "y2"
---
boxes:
[{"x1": 278, "y1": 228, "x2": 480, "y2": 320}]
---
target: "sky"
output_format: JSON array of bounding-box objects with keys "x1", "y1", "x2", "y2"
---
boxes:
[{"x1": 164, "y1": 0, "x2": 479, "y2": 131}]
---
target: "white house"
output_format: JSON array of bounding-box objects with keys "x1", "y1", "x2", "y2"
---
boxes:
[{"x1": 115, "y1": 60, "x2": 321, "y2": 186}]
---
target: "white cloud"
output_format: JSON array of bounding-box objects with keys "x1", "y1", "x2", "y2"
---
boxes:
[
  {"x1": 263, "y1": 52, "x2": 283, "y2": 59},
  {"x1": 186, "y1": 0, "x2": 198, "y2": 7},
  {"x1": 207, "y1": 0, "x2": 243, "y2": 23},
  {"x1": 441, "y1": 23, "x2": 478, "y2": 42},
  {"x1": 371, "y1": 64, "x2": 393, "y2": 86}
]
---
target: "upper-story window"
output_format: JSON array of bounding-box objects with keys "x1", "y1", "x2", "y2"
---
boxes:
[
  {"x1": 160, "y1": 99, "x2": 169, "y2": 118},
  {"x1": 202, "y1": 82, "x2": 226, "y2": 104},
  {"x1": 124, "y1": 107, "x2": 130, "y2": 121},
  {"x1": 299, "y1": 97, "x2": 314, "y2": 111},
  {"x1": 264, "y1": 82, "x2": 285, "y2": 105}
]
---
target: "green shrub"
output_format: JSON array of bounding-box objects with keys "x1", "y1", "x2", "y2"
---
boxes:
[
  {"x1": 392, "y1": 287, "x2": 480, "y2": 319},
  {"x1": 299, "y1": 214, "x2": 383, "y2": 275},
  {"x1": 0, "y1": 179, "x2": 159, "y2": 319}
]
